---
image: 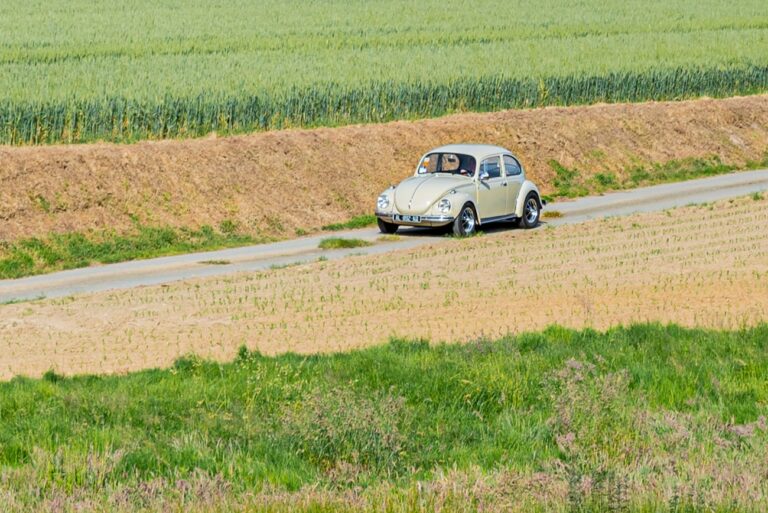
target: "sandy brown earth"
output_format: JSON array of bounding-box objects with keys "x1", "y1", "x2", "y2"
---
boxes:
[
  {"x1": 1, "y1": 195, "x2": 766, "y2": 379},
  {"x1": 1, "y1": 95, "x2": 767, "y2": 243}
]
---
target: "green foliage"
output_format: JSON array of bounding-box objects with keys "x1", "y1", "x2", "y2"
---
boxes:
[
  {"x1": 626, "y1": 156, "x2": 733, "y2": 186},
  {"x1": 0, "y1": 324, "x2": 766, "y2": 512},
  {"x1": 0, "y1": 0, "x2": 767, "y2": 144},
  {"x1": 0, "y1": 224, "x2": 259, "y2": 279},
  {"x1": 282, "y1": 387, "x2": 409, "y2": 472},
  {"x1": 593, "y1": 172, "x2": 618, "y2": 189},
  {"x1": 550, "y1": 160, "x2": 589, "y2": 197},
  {"x1": 318, "y1": 238, "x2": 372, "y2": 250},
  {"x1": 548, "y1": 155, "x2": 764, "y2": 199},
  {"x1": 322, "y1": 215, "x2": 378, "y2": 232},
  {"x1": 1, "y1": 67, "x2": 767, "y2": 145},
  {"x1": 41, "y1": 369, "x2": 64, "y2": 383},
  {"x1": 218, "y1": 219, "x2": 238, "y2": 235},
  {"x1": 32, "y1": 194, "x2": 51, "y2": 213}
]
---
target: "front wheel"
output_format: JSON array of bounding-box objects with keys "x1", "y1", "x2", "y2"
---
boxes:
[
  {"x1": 519, "y1": 193, "x2": 541, "y2": 229},
  {"x1": 377, "y1": 218, "x2": 399, "y2": 234},
  {"x1": 452, "y1": 204, "x2": 477, "y2": 237}
]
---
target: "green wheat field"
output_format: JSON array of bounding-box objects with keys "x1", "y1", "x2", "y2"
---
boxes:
[{"x1": 0, "y1": 0, "x2": 767, "y2": 143}]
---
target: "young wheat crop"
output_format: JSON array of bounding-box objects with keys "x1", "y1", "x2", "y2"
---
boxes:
[{"x1": 0, "y1": 0, "x2": 766, "y2": 143}]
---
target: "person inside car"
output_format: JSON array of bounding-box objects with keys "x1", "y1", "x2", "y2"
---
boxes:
[{"x1": 458, "y1": 155, "x2": 476, "y2": 177}]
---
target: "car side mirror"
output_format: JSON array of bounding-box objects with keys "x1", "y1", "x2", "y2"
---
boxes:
[{"x1": 479, "y1": 171, "x2": 490, "y2": 181}]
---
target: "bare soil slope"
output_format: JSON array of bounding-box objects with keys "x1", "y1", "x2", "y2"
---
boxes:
[
  {"x1": 1, "y1": 95, "x2": 768, "y2": 242},
  {"x1": 2, "y1": 196, "x2": 766, "y2": 379}
]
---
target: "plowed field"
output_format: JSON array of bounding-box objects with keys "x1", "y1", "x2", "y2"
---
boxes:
[{"x1": 1, "y1": 195, "x2": 766, "y2": 379}]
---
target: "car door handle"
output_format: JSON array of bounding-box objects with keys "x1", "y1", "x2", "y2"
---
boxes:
[{"x1": 502, "y1": 182, "x2": 508, "y2": 186}]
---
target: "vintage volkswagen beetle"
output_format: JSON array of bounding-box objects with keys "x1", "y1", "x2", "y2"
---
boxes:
[{"x1": 375, "y1": 144, "x2": 544, "y2": 236}]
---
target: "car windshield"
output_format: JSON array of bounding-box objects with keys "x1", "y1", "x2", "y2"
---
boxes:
[{"x1": 417, "y1": 153, "x2": 476, "y2": 177}]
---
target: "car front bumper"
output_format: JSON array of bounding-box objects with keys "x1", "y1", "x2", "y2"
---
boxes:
[{"x1": 375, "y1": 211, "x2": 454, "y2": 227}]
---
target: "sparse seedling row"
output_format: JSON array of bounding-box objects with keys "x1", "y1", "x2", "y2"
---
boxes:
[{"x1": 1, "y1": 195, "x2": 766, "y2": 380}]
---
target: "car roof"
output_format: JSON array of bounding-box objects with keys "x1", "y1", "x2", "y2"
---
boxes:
[{"x1": 426, "y1": 144, "x2": 513, "y2": 160}]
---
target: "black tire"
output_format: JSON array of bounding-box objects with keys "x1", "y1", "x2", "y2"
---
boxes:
[
  {"x1": 377, "y1": 218, "x2": 399, "y2": 234},
  {"x1": 452, "y1": 204, "x2": 477, "y2": 237},
  {"x1": 519, "y1": 193, "x2": 541, "y2": 229}
]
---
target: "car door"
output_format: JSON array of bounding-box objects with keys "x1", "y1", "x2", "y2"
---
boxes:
[
  {"x1": 476, "y1": 156, "x2": 507, "y2": 220},
  {"x1": 502, "y1": 155, "x2": 524, "y2": 215}
]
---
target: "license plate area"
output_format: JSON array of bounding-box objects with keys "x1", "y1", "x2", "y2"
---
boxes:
[{"x1": 394, "y1": 214, "x2": 421, "y2": 223}]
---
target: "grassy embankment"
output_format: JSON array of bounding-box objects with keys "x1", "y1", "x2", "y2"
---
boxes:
[
  {"x1": 1, "y1": 0, "x2": 768, "y2": 143},
  {"x1": 0, "y1": 222, "x2": 260, "y2": 279},
  {"x1": 543, "y1": 154, "x2": 768, "y2": 200},
  {"x1": 4, "y1": 152, "x2": 765, "y2": 280},
  {"x1": 1, "y1": 324, "x2": 766, "y2": 512},
  {"x1": 0, "y1": 217, "x2": 384, "y2": 280}
]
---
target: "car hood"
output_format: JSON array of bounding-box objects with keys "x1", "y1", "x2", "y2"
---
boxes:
[{"x1": 394, "y1": 174, "x2": 471, "y2": 215}]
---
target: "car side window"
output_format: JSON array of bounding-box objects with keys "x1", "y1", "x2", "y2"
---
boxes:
[
  {"x1": 503, "y1": 155, "x2": 522, "y2": 176},
  {"x1": 480, "y1": 156, "x2": 501, "y2": 179}
]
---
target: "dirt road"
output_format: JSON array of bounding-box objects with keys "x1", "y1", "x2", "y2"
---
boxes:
[
  {"x1": 1, "y1": 168, "x2": 767, "y2": 304},
  {"x1": 2, "y1": 184, "x2": 767, "y2": 379}
]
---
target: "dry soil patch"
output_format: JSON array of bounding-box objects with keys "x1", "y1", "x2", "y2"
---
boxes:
[
  {"x1": 1, "y1": 196, "x2": 766, "y2": 379},
  {"x1": 1, "y1": 95, "x2": 767, "y2": 243}
]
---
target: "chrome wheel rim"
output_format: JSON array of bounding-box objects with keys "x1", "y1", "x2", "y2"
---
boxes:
[
  {"x1": 525, "y1": 198, "x2": 539, "y2": 224},
  {"x1": 461, "y1": 208, "x2": 476, "y2": 233}
]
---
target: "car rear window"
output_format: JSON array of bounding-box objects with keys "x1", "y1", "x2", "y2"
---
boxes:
[{"x1": 503, "y1": 155, "x2": 522, "y2": 176}]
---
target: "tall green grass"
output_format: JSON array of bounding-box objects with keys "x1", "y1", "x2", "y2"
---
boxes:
[
  {"x1": 1, "y1": 324, "x2": 766, "y2": 511},
  {"x1": 3, "y1": 66, "x2": 768, "y2": 144},
  {"x1": 1, "y1": 0, "x2": 767, "y2": 144}
]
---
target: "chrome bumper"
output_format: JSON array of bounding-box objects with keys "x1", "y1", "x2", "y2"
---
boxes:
[{"x1": 375, "y1": 212, "x2": 454, "y2": 227}]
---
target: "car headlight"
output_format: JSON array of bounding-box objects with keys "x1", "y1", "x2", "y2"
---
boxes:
[
  {"x1": 437, "y1": 198, "x2": 451, "y2": 213},
  {"x1": 377, "y1": 193, "x2": 390, "y2": 210}
]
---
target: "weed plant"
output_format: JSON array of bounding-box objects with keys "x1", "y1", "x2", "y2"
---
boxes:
[
  {"x1": 321, "y1": 215, "x2": 377, "y2": 232},
  {"x1": 318, "y1": 238, "x2": 373, "y2": 250}
]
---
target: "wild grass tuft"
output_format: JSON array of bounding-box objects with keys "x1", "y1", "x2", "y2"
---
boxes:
[
  {"x1": 318, "y1": 238, "x2": 372, "y2": 250},
  {"x1": 321, "y1": 215, "x2": 378, "y2": 232}
]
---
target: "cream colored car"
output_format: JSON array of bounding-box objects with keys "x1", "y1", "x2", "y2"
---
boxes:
[{"x1": 375, "y1": 144, "x2": 544, "y2": 236}]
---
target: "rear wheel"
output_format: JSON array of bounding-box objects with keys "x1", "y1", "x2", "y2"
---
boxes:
[
  {"x1": 452, "y1": 204, "x2": 477, "y2": 237},
  {"x1": 520, "y1": 193, "x2": 541, "y2": 229},
  {"x1": 377, "y1": 218, "x2": 399, "y2": 234}
]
